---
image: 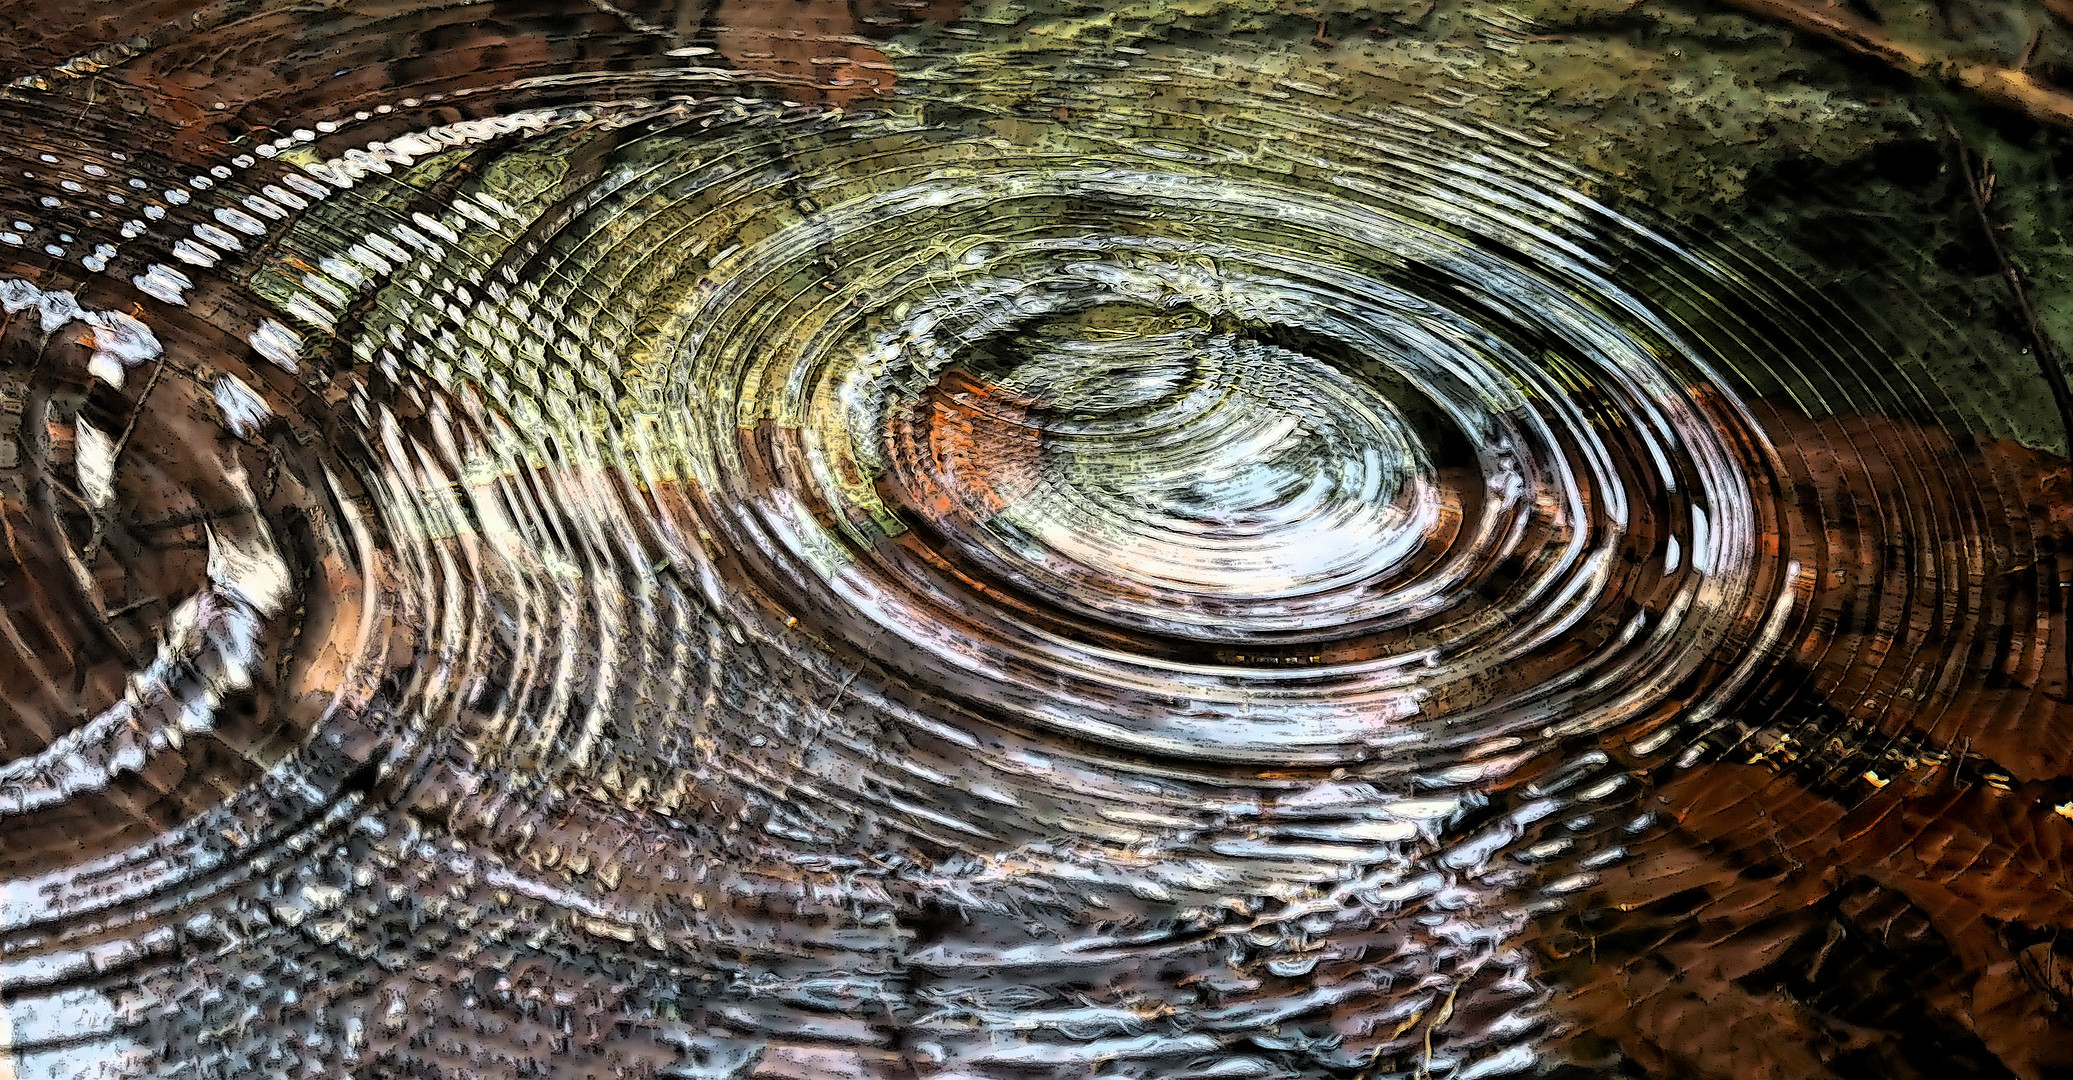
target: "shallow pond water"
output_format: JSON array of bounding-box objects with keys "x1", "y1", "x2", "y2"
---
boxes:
[{"x1": 1, "y1": 1, "x2": 2071, "y2": 1077}]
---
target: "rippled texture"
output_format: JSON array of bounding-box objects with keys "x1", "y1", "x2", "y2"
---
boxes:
[{"x1": 2, "y1": 2, "x2": 2072, "y2": 1078}]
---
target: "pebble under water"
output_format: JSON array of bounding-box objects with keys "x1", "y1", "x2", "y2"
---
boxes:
[{"x1": 2, "y1": 3, "x2": 2072, "y2": 1078}]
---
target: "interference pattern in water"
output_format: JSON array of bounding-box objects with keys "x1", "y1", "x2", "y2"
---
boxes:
[{"x1": 0, "y1": 2, "x2": 2071, "y2": 1079}]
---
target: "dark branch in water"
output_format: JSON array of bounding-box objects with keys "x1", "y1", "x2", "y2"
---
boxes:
[
  {"x1": 1719, "y1": 0, "x2": 2073, "y2": 129},
  {"x1": 1945, "y1": 117, "x2": 2073, "y2": 700}
]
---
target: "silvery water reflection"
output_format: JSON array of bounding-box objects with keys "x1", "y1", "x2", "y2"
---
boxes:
[{"x1": 1, "y1": 1, "x2": 2071, "y2": 1078}]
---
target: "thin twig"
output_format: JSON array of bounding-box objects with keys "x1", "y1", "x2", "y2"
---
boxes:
[
  {"x1": 105, "y1": 352, "x2": 170, "y2": 481},
  {"x1": 80, "y1": 348, "x2": 170, "y2": 566},
  {"x1": 1717, "y1": 0, "x2": 2073, "y2": 130},
  {"x1": 1947, "y1": 117, "x2": 2073, "y2": 701},
  {"x1": 103, "y1": 592, "x2": 162, "y2": 619}
]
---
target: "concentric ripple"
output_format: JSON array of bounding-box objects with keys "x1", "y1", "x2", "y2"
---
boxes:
[
  {"x1": 1, "y1": 11, "x2": 2070, "y2": 1080},
  {"x1": 669, "y1": 154, "x2": 1789, "y2": 764}
]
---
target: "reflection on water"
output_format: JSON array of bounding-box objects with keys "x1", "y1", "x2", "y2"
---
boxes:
[{"x1": 1, "y1": 1, "x2": 2071, "y2": 1077}]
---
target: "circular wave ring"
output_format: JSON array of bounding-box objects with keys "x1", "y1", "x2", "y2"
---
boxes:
[{"x1": 0, "y1": 40, "x2": 2065, "y2": 1080}]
